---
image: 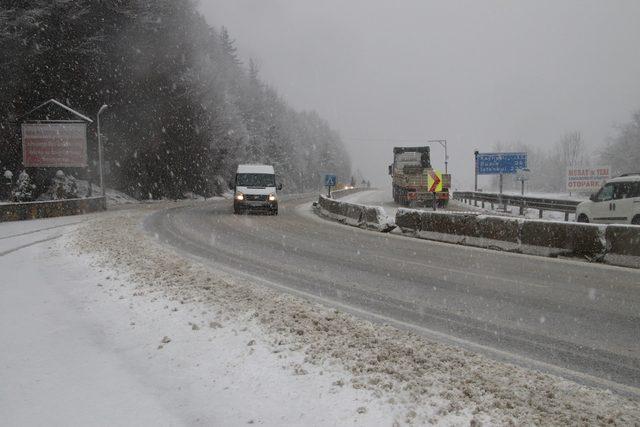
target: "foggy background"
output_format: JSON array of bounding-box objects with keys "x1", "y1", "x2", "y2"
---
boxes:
[{"x1": 199, "y1": 0, "x2": 640, "y2": 190}]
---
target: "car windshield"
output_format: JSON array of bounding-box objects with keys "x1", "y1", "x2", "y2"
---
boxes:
[
  {"x1": 598, "y1": 183, "x2": 615, "y2": 201},
  {"x1": 236, "y1": 173, "x2": 275, "y2": 187}
]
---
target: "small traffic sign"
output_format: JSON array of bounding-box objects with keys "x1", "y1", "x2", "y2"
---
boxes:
[
  {"x1": 324, "y1": 174, "x2": 337, "y2": 187},
  {"x1": 427, "y1": 170, "x2": 442, "y2": 192}
]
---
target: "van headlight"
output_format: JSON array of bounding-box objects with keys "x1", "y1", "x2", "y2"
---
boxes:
[
  {"x1": 268, "y1": 194, "x2": 277, "y2": 202},
  {"x1": 235, "y1": 192, "x2": 244, "y2": 201}
]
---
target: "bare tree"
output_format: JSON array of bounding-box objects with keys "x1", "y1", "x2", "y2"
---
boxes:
[
  {"x1": 600, "y1": 111, "x2": 640, "y2": 176},
  {"x1": 552, "y1": 131, "x2": 587, "y2": 191},
  {"x1": 558, "y1": 131, "x2": 586, "y2": 168}
]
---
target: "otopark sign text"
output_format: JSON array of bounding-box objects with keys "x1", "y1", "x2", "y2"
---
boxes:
[{"x1": 566, "y1": 166, "x2": 610, "y2": 192}]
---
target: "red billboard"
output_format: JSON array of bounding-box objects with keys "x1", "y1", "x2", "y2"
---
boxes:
[{"x1": 22, "y1": 123, "x2": 88, "y2": 167}]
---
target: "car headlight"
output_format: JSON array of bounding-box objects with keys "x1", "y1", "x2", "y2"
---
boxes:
[
  {"x1": 235, "y1": 192, "x2": 244, "y2": 201},
  {"x1": 268, "y1": 194, "x2": 276, "y2": 202}
]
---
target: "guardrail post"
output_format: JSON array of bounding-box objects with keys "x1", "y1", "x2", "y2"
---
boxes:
[
  {"x1": 564, "y1": 212, "x2": 569, "y2": 222},
  {"x1": 539, "y1": 209, "x2": 543, "y2": 219},
  {"x1": 481, "y1": 201, "x2": 485, "y2": 208}
]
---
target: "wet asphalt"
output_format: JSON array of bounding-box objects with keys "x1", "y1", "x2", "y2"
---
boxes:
[{"x1": 145, "y1": 193, "x2": 640, "y2": 394}]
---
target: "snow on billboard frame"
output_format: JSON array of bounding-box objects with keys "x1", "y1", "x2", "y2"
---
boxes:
[{"x1": 18, "y1": 99, "x2": 93, "y2": 168}]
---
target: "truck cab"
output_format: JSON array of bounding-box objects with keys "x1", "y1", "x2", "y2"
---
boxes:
[{"x1": 232, "y1": 164, "x2": 282, "y2": 215}]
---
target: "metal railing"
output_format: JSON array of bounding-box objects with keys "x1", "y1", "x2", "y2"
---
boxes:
[{"x1": 453, "y1": 191, "x2": 581, "y2": 221}]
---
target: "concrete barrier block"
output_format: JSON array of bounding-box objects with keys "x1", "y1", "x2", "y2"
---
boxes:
[
  {"x1": 346, "y1": 204, "x2": 365, "y2": 222},
  {"x1": 419, "y1": 212, "x2": 478, "y2": 236},
  {"x1": 520, "y1": 221, "x2": 604, "y2": 256},
  {"x1": 318, "y1": 194, "x2": 395, "y2": 232},
  {"x1": 364, "y1": 206, "x2": 395, "y2": 232},
  {"x1": 396, "y1": 209, "x2": 421, "y2": 231},
  {"x1": 474, "y1": 216, "x2": 520, "y2": 243},
  {"x1": 605, "y1": 225, "x2": 640, "y2": 257}
]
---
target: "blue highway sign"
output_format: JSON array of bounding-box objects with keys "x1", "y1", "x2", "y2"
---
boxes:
[
  {"x1": 476, "y1": 152, "x2": 527, "y2": 175},
  {"x1": 324, "y1": 174, "x2": 337, "y2": 187}
]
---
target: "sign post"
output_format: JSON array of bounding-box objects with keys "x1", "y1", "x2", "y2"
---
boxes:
[
  {"x1": 474, "y1": 150, "x2": 479, "y2": 192},
  {"x1": 97, "y1": 105, "x2": 108, "y2": 196},
  {"x1": 515, "y1": 168, "x2": 530, "y2": 196},
  {"x1": 324, "y1": 174, "x2": 337, "y2": 198},
  {"x1": 514, "y1": 168, "x2": 531, "y2": 214},
  {"x1": 427, "y1": 169, "x2": 442, "y2": 210}
]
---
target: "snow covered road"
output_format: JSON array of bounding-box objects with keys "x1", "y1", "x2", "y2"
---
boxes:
[
  {"x1": 2, "y1": 200, "x2": 640, "y2": 425},
  {"x1": 147, "y1": 195, "x2": 640, "y2": 394}
]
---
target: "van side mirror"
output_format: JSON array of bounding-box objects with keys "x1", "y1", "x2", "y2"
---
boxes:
[
  {"x1": 589, "y1": 193, "x2": 597, "y2": 202},
  {"x1": 388, "y1": 165, "x2": 393, "y2": 175},
  {"x1": 277, "y1": 183, "x2": 283, "y2": 191},
  {"x1": 228, "y1": 181, "x2": 234, "y2": 190}
]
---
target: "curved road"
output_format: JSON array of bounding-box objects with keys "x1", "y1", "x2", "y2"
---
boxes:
[{"x1": 145, "y1": 192, "x2": 640, "y2": 394}]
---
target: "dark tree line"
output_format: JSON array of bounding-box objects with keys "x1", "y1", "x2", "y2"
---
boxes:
[{"x1": 0, "y1": 0, "x2": 351, "y2": 199}]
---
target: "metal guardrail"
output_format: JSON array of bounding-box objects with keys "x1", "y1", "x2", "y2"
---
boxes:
[{"x1": 453, "y1": 191, "x2": 581, "y2": 221}]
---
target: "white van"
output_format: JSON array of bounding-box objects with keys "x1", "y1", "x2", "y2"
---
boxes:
[
  {"x1": 231, "y1": 164, "x2": 282, "y2": 215},
  {"x1": 575, "y1": 173, "x2": 640, "y2": 225}
]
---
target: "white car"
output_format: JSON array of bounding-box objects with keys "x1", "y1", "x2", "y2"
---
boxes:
[{"x1": 575, "y1": 173, "x2": 640, "y2": 225}]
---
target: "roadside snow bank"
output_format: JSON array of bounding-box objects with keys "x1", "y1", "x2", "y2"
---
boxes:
[
  {"x1": 0, "y1": 209, "x2": 390, "y2": 426},
  {"x1": 69, "y1": 203, "x2": 640, "y2": 425}
]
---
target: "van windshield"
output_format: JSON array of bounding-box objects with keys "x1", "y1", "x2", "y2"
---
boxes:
[{"x1": 236, "y1": 173, "x2": 275, "y2": 187}]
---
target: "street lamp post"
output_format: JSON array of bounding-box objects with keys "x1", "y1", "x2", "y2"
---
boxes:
[
  {"x1": 428, "y1": 139, "x2": 448, "y2": 174},
  {"x1": 97, "y1": 104, "x2": 108, "y2": 197},
  {"x1": 474, "y1": 150, "x2": 479, "y2": 192}
]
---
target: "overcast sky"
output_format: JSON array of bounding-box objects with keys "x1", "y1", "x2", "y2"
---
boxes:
[{"x1": 199, "y1": 0, "x2": 640, "y2": 189}]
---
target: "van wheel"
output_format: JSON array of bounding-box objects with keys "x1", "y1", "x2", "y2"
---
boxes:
[
  {"x1": 632, "y1": 215, "x2": 640, "y2": 225},
  {"x1": 577, "y1": 214, "x2": 589, "y2": 223}
]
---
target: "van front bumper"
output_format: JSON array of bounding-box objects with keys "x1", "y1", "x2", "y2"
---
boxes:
[{"x1": 234, "y1": 200, "x2": 278, "y2": 212}]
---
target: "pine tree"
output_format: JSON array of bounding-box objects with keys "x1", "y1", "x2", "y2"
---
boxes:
[{"x1": 0, "y1": 2, "x2": 353, "y2": 199}]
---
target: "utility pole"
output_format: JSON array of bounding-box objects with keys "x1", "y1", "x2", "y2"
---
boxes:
[
  {"x1": 97, "y1": 104, "x2": 108, "y2": 197},
  {"x1": 428, "y1": 139, "x2": 448, "y2": 174},
  {"x1": 474, "y1": 150, "x2": 479, "y2": 192},
  {"x1": 498, "y1": 173, "x2": 504, "y2": 211}
]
